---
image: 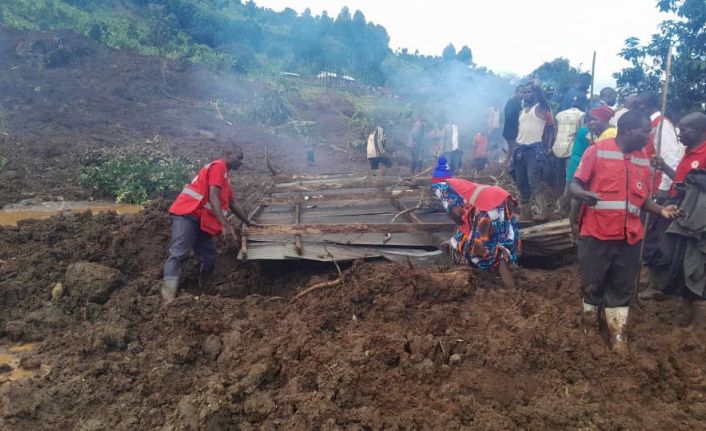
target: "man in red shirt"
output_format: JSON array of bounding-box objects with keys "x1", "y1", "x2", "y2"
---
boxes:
[
  {"x1": 569, "y1": 111, "x2": 680, "y2": 354},
  {"x1": 652, "y1": 112, "x2": 706, "y2": 198},
  {"x1": 162, "y1": 148, "x2": 254, "y2": 304}
]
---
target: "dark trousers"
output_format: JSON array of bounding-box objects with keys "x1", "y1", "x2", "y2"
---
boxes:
[
  {"x1": 446, "y1": 150, "x2": 463, "y2": 173},
  {"x1": 411, "y1": 143, "x2": 424, "y2": 173},
  {"x1": 513, "y1": 144, "x2": 544, "y2": 202},
  {"x1": 369, "y1": 156, "x2": 392, "y2": 170},
  {"x1": 553, "y1": 157, "x2": 568, "y2": 192},
  {"x1": 163, "y1": 215, "x2": 217, "y2": 282},
  {"x1": 578, "y1": 237, "x2": 641, "y2": 307}
]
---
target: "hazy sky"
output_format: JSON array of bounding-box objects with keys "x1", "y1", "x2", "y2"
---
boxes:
[{"x1": 255, "y1": 0, "x2": 671, "y2": 88}]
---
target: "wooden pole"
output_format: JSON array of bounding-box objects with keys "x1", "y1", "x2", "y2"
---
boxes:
[
  {"x1": 589, "y1": 51, "x2": 596, "y2": 111},
  {"x1": 633, "y1": 45, "x2": 673, "y2": 304}
]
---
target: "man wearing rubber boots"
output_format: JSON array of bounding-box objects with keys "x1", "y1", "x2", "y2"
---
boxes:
[
  {"x1": 569, "y1": 111, "x2": 680, "y2": 355},
  {"x1": 162, "y1": 148, "x2": 254, "y2": 304}
]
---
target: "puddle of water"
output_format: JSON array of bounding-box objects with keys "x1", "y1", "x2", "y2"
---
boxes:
[
  {"x1": 0, "y1": 202, "x2": 142, "y2": 226},
  {"x1": 0, "y1": 342, "x2": 49, "y2": 383}
]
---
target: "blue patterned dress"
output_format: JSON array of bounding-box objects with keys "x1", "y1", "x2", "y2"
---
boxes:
[{"x1": 432, "y1": 182, "x2": 521, "y2": 270}]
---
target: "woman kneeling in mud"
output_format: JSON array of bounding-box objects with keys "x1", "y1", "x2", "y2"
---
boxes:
[{"x1": 431, "y1": 163, "x2": 521, "y2": 287}]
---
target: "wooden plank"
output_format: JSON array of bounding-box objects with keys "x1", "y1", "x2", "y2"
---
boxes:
[
  {"x1": 301, "y1": 214, "x2": 398, "y2": 224},
  {"x1": 246, "y1": 233, "x2": 436, "y2": 247},
  {"x1": 271, "y1": 186, "x2": 381, "y2": 199},
  {"x1": 263, "y1": 189, "x2": 424, "y2": 205},
  {"x1": 245, "y1": 222, "x2": 456, "y2": 235}
]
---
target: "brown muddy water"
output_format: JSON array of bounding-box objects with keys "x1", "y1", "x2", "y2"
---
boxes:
[
  {"x1": 0, "y1": 343, "x2": 49, "y2": 383},
  {"x1": 0, "y1": 201, "x2": 142, "y2": 226}
]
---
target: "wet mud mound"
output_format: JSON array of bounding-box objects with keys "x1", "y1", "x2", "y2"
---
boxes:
[{"x1": 1, "y1": 207, "x2": 706, "y2": 430}]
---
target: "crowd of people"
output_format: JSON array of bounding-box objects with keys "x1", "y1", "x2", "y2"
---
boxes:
[
  {"x1": 428, "y1": 77, "x2": 706, "y2": 355},
  {"x1": 158, "y1": 75, "x2": 706, "y2": 357},
  {"x1": 497, "y1": 75, "x2": 706, "y2": 353}
]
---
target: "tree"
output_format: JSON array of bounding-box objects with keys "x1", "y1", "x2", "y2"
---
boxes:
[
  {"x1": 148, "y1": 11, "x2": 179, "y2": 86},
  {"x1": 614, "y1": 0, "x2": 706, "y2": 117},
  {"x1": 442, "y1": 43, "x2": 456, "y2": 62},
  {"x1": 529, "y1": 58, "x2": 582, "y2": 100},
  {"x1": 457, "y1": 45, "x2": 473, "y2": 65}
]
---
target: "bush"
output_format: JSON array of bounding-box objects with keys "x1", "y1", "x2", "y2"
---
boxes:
[{"x1": 79, "y1": 148, "x2": 197, "y2": 204}]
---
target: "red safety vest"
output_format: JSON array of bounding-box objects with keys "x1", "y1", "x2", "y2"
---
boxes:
[
  {"x1": 579, "y1": 139, "x2": 651, "y2": 245},
  {"x1": 169, "y1": 160, "x2": 231, "y2": 235}
]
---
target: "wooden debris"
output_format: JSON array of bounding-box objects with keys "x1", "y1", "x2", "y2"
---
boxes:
[
  {"x1": 293, "y1": 278, "x2": 343, "y2": 300},
  {"x1": 390, "y1": 193, "x2": 424, "y2": 223},
  {"x1": 245, "y1": 222, "x2": 455, "y2": 235}
]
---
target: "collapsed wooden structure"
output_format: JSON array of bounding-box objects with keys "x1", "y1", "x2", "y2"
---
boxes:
[{"x1": 238, "y1": 174, "x2": 575, "y2": 265}]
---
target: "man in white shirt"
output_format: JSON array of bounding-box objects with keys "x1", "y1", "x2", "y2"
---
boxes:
[
  {"x1": 552, "y1": 101, "x2": 585, "y2": 193},
  {"x1": 635, "y1": 92, "x2": 683, "y2": 301},
  {"x1": 635, "y1": 93, "x2": 682, "y2": 197},
  {"x1": 610, "y1": 94, "x2": 637, "y2": 127}
]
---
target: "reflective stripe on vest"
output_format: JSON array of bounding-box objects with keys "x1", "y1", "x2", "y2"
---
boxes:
[
  {"x1": 204, "y1": 202, "x2": 228, "y2": 216},
  {"x1": 469, "y1": 185, "x2": 488, "y2": 206},
  {"x1": 180, "y1": 186, "x2": 204, "y2": 201},
  {"x1": 630, "y1": 156, "x2": 650, "y2": 167},
  {"x1": 593, "y1": 200, "x2": 641, "y2": 216},
  {"x1": 597, "y1": 150, "x2": 623, "y2": 160},
  {"x1": 597, "y1": 149, "x2": 649, "y2": 168}
]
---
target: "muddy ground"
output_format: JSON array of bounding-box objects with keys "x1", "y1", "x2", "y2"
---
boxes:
[
  {"x1": 2, "y1": 203, "x2": 706, "y2": 430},
  {"x1": 1, "y1": 26, "x2": 706, "y2": 430}
]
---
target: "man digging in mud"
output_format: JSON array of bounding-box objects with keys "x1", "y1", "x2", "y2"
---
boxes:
[
  {"x1": 569, "y1": 111, "x2": 681, "y2": 354},
  {"x1": 162, "y1": 148, "x2": 254, "y2": 304}
]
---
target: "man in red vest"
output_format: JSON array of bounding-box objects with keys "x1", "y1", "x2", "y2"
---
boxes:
[
  {"x1": 569, "y1": 111, "x2": 680, "y2": 354},
  {"x1": 162, "y1": 148, "x2": 254, "y2": 304}
]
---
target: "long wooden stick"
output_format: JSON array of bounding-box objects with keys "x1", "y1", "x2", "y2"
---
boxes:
[
  {"x1": 589, "y1": 51, "x2": 596, "y2": 110},
  {"x1": 633, "y1": 45, "x2": 673, "y2": 304}
]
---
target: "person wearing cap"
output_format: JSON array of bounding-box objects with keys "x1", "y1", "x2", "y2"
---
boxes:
[
  {"x1": 162, "y1": 148, "x2": 255, "y2": 304},
  {"x1": 432, "y1": 156, "x2": 453, "y2": 183},
  {"x1": 567, "y1": 105, "x2": 617, "y2": 234},
  {"x1": 432, "y1": 177, "x2": 521, "y2": 288},
  {"x1": 566, "y1": 105, "x2": 617, "y2": 185},
  {"x1": 569, "y1": 111, "x2": 680, "y2": 354}
]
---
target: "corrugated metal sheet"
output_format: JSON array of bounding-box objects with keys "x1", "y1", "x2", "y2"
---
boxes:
[
  {"x1": 243, "y1": 175, "x2": 450, "y2": 265},
  {"x1": 248, "y1": 233, "x2": 435, "y2": 247},
  {"x1": 246, "y1": 242, "x2": 444, "y2": 266}
]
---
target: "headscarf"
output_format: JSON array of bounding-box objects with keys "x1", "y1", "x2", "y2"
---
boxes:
[
  {"x1": 590, "y1": 105, "x2": 614, "y2": 123},
  {"x1": 432, "y1": 156, "x2": 453, "y2": 183}
]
